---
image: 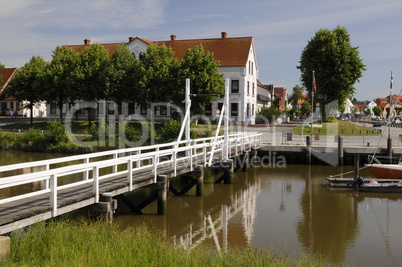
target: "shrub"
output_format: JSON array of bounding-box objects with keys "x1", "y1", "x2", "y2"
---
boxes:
[
  {"x1": 45, "y1": 120, "x2": 68, "y2": 145},
  {"x1": 322, "y1": 116, "x2": 337, "y2": 123}
]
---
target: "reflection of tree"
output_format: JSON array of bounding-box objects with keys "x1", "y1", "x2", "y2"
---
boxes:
[{"x1": 297, "y1": 180, "x2": 359, "y2": 263}]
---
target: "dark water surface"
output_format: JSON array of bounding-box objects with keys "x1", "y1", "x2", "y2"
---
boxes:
[{"x1": 1, "y1": 150, "x2": 401, "y2": 266}]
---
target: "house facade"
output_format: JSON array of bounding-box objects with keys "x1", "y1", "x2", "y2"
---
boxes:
[
  {"x1": 48, "y1": 32, "x2": 259, "y2": 125},
  {"x1": 0, "y1": 68, "x2": 47, "y2": 118}
]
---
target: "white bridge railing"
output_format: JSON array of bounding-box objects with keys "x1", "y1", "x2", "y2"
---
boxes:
[{"x1": 0, "y1": 133, "x2": 261, "y2": 217}]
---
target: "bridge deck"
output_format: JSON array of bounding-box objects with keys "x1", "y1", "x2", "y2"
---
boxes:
[{"x1": 0, "y1": 133, "x2": 261, "y2": 234}]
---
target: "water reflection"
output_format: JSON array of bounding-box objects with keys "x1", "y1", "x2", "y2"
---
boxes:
[{"x1": 1, "y1": 150, "x2": 401, "y2": 266}]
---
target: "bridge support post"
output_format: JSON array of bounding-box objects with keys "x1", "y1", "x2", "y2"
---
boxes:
[
  {"x1": 0, "y1": 236, "x2": 10, "y2": 261},
  {"x1": 89, "y1": 193, "x2": 117, "y2": 223},
  {"x1": 338, "y1": 136, "x2": 344, "y2": 166},
  {"x1": 306, "y1": 136, "x2": 311, "y2": 165},
  {"x1": 195, "y1": 165, "x2": 204, "y2": 197},
  {"x1": 387, "y1": 137, "x2": 393, "y2": 163},
  {"x1": 221, "y1": 159, "x2": 234, "y2": 184},
  {"x1": 240, "y1": 152, "x2": 250, "y2": 172},
  {"x1": 157, "y1": 175, "x2": 168, "y2": 215}
]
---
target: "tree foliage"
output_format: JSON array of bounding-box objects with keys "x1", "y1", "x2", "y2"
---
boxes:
[
  {"x1": 288, "y1": 84, "x2": 305, "y2": 110},
  {"x1": 7, "y1": 56, "x2": 48, "y2": 125},
  {"x1": 298, "y1": 26, "x2": 366, "y2": 115},
  {"x1": 108, "y1": 44, "x2": 141, "y2": 109},
  {"x1": 44, "y1": 46, "x2": 80, "y2": 120},
  {"x1": 177, "y1": 45, "x2": 225, "y2": 114},
  {"x1": 138, "y1": 44, "x2": 179, "y2": 104}
]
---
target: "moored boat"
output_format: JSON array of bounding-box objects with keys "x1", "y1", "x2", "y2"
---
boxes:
[
  {"x1": 359, "y1": 182, "x2": 402, "y2": 193},
  {"x1": 365, "y1": 163, "x2": 402, "y2": 179}
]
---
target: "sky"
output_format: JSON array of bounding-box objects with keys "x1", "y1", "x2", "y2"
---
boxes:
[{"x1": 1, "y1": 0, "x2": 402, "y2": 101}]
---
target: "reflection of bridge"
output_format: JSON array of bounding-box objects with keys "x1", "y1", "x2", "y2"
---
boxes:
[
  {"x1": 0, "y1": 133, "x2": 261, "y2": 235},
  {"x1": 174, "y1": 178, "x2": 261, "y2": 251}
]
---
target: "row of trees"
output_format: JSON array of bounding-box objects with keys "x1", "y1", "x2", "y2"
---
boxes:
[{"x1": 8, "y1": 43, "x2": 225, "y2": 123}]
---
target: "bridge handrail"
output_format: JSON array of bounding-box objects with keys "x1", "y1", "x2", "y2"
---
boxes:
[
  {"x1": 0, "y1": 134, "x2": 243, "y2": 174},
  {"x1": 0, "y1": 133, "x2": 261, "y2": 210}
]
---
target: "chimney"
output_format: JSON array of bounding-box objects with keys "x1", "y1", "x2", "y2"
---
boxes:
[
  {"x1": 221, "y1": 32, "x2": 227, "y2": 38},
  {"x1": 170, "y1": 35, "x2": 176, "y2": 41},
  {"x1": 84, "y1": 39, "x2": 91, "y2": 45},
  {"x1": 128, "y1": 37, "x2": 134, "y2": 42}
]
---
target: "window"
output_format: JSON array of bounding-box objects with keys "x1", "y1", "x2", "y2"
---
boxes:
[
  {"x1": 140, "y1": 103, "x2": 147, "y2": 115},
  {"x1": 231, "y1": 80, "x2": 239, "y2": 93},
  {"x1": 247, "y1": 81, "x2": 250, "y2": 95},
  {"x1": 128, "y1": 103, "x2": 135, "y2": 115},
  {"x1": 252, "y1": 104, "x2": 255, "y2": 116},
  {"x1": 246, "y1": 103, "x2": 250, "y2": 117},
  {"x1": 252, "y1": 83, "x2": 255, "y2": 96},
  {"x1": 231, "y1": 103, "x2": 238, "y2": 116},
  {"x1": 160, "y1": 105, "x2": 167, "y2": 115},
  {"x1": 249, "y1": 61, "x2": 251, "y2": 74},
  {"x1": 205, "y1": 104, "x2": 212, "y2": 116},
  {"x1": 217, "y1": 103, "x2": 223, "y2": 115},
  {"x1": 50, "y1": 103, "x2": 57, "y2": 114}
]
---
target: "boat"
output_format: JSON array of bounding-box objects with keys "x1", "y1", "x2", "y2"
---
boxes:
[
  {"x1": 326, "y1": 177, "x2": 398, "y2": 188},
  {"x1": 359, "y1": 181, "x2": 402, "y2": 193},
  {"x1": 365, "y1": 156, "x2": 402, "y2": 179}
]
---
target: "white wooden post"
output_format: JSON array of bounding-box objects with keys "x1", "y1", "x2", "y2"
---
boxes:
[
  {"x1": 50, "y1": 174, "x2": 57, "y2": 217},
  {"x1": 83, "y1": 157, "x2": 89, "y2": 180},
  {"x1": 128, "y1": 158, "x2": 133, "y2": 191},
  {"x1": 93, "y1": 166, "x2": 99, "y2": 203},
  {"x1": 153, "y1": 155, "x2": 157, "y2": 183},
  {"x1": 173, "y1": 144, "x2": 177, "y2": 177},
  {"x1": 224, "y1": 78, "x2": 229, "y2": 161},
  {"x1": 112, "y1": 153, "x2": 118, "y2": 173},
  {"x1": 185, "y1": 78, "x2": 191, "y2": 148},
  {"x1": 42, "y1": 164, "x2": 49, "y2": 189}
]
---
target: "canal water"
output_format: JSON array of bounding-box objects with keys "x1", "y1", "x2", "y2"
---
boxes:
[{"x1": 1, "y1": 150, "x2": 402, "y2": 266}]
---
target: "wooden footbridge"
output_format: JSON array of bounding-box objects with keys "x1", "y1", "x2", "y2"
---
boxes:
[{"x1": 0, "y1": 132, "x2": 261, "y2": 234}]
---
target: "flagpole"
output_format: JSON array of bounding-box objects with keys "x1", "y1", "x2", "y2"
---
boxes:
[
  {"x1": 310, "y1": 71, "x2": 315, "y2": 142},
  {"x1": 389, "y1": 71, "x2": 393, "y2": 139}
]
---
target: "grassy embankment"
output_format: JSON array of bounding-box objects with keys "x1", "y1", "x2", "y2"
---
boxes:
[
  {"x1": 292, "y1": 120, "x2": 381, "y2": 136},
  {"x1": 0, "y1": 219, "x2": 324, "y2": 267},
  {"x1": 0, "y1": 120, "x2": 223, "y2": 153}
]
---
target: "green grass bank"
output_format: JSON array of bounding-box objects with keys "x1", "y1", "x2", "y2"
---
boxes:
[
  {"x1": 0, "y1": 219, "x2": 324, "y2": 267},
  {"x1": 292, "y1": 120, "x2": 381, "y2": 136}
]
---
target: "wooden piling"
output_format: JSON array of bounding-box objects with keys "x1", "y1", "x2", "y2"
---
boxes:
[
  {"x1": 195, "y1": 166, "x2": 204, "y2": 197},
  {"x1": 306, "y1": 136, "x2": 311, "y2": 165},
  {"x1": 387, "y1": 137, "x2": 392, "y2": 163},
  {"x1": 354, "y1": 154, "x2": 359, "y2": 180},
  {"x1": 338, "y1": 136, "x2": 344, "y2": 166},
  {"x1": 221, "y1": 160, "x2": 234, "y2": 184},
  {"x1": 0, "y1": 236, "x2": 10, "y2": 261},
  {"x1": 157, "y1": 175, "x2": 168, "y2": 215}
]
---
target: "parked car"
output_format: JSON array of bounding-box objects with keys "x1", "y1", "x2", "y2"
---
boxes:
[{"x1": 373, "y1": 121, "x2": 381, "y2": 127}]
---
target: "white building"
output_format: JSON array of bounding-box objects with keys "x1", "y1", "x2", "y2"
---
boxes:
[{"x1": 48, "y1": 32, "x2": 259, "y2": 125}]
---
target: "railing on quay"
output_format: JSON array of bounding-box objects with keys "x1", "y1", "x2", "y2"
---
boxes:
[{"x1": 0, "y1": 133, "x2": 261, "y2": 217}]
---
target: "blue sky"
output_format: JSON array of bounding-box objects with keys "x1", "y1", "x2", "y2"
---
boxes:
[{"x1": 1, "y1": 0, "x2": 402, "y2": 101}]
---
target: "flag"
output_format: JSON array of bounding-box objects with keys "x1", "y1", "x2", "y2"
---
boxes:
[
  {"x1": 312, "y1": 71, "x2": 317, "y2": 92},
  {"x1": 390, "y1": 71, "x2": 393, "y2": 90}
]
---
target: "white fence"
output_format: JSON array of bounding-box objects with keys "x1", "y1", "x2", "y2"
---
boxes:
[{"x1": 0, "y1": 133, "x2": 261, "y2": 218}]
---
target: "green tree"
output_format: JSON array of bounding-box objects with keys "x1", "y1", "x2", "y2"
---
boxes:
[
  {"x1": 300, "y1": 101, "x2": 312, "y2": 116},
  {"x1": 288, "y1": 84, "x2": 305, "y2": 110},
  {"x1": 77, "y1": 43, "x2": 111, "y2": 123},
  {"x1": 44, "y1": 46, "x2": 81, "y2": 121},
  {"x1": 7, "y1": 56, "x2": 48, "y2": 126},
  {"x1": 177, "y1": 45, "x2": 225, "y2": 114},
  {"x1": 297, "y1": 26, "x2": 366, "y2": 117},
  {"x1": 138, "y1": 44, "x2": 179, "y2": 104},
  {"x1": 108, "y1": 44, "x2": 141, "y2": 113},
  {"x1": 373, "y1": 106, "x2": 382, "y2": 116}
]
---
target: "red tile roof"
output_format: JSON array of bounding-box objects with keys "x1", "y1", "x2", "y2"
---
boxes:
[
  {"x1": 66, "y1": 35, "x2": 253, "y2": 67},
  {"x1": 0, "y1": 68, "x2": 18, "y2": 97}
]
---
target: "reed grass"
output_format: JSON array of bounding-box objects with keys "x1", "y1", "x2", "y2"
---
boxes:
[{"x1": 1, "y1": 219, "x2": 324, "y2": 267}]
